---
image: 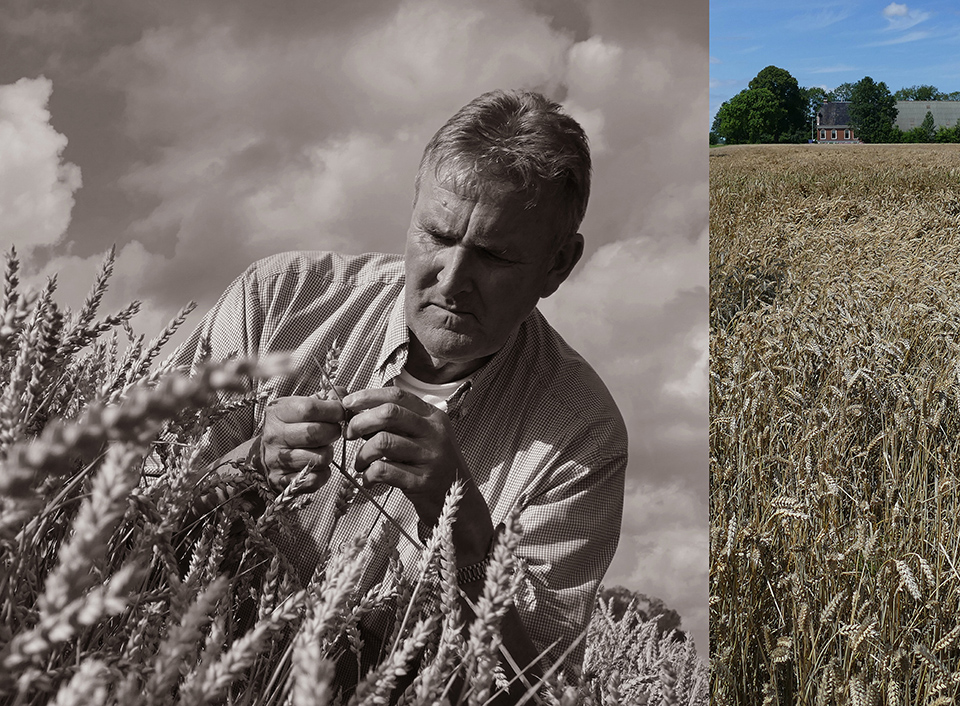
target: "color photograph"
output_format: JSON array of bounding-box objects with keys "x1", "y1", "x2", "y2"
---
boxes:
[{"x1": 711, "y1": 2, "x2": 960, "y2": 703}]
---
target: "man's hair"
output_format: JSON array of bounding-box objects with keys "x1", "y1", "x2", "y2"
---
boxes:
[{"x1": 415, "y1": 89, "x2": 591, "y2": 239}]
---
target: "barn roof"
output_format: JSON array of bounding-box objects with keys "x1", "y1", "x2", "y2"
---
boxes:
[{"x1": 895, "y1": 101, "x2": 960, "y2": 131}]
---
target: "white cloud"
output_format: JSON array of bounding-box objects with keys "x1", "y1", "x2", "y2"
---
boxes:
[
  {"x1": 881, "y1": 2, "x2": 931, "y2": 30},
  {"x1": 567, "y1": 36, "x2": 624, "y2": 94},
  {"x1": 788, "y1": 8, "x2": 852, "y2": 30},
  {"x1": 883, "y1": 2, "x2": 909, "y2": 17},
  {"x1": 0, "y1": 77, "x2": 81, "y2": 257},
  {"x1": 605, "y1": 482, "x2": 708, "y2": 653},
  {"x1": 865, "y1": 29, "x2": 930, "y2": 45}
]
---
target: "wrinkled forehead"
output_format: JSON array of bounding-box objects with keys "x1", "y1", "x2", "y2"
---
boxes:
[{"x1": 425, "y1": 152, "x2": 556, "y2": 211}]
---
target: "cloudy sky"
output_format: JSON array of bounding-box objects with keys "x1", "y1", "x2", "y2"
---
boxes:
[
  {"x1": 0, "y1": 0, "x2": 708, "y2": 652},
  {"x1": 711, "y1": 0, "x2": 960, "y2": 122}
]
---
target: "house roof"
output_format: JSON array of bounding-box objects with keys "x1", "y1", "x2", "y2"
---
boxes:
[{"x1": 817, "y1": 102, "x2": 852, "y2": 127}]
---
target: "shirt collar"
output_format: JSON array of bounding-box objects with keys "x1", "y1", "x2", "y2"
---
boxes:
[
  {"x1": 376, "y1": 285, "x2": 410, "y2": 384},
  {"x1": 375, "y1": 285, "x2": 528, "y2": 411}
]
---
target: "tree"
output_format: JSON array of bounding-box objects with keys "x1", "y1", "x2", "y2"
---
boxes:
[
  {"x1": 801, "y1": 86, "x2": 829, "y2": 135},
  {"x1": 711, "y1": 86, "x2": 785, "y2": 144},
  {"x1": 902, "y1": 110, "x2": 937, "y2": 142},
  {"x1": 894, "y1": 84, "x2": 944, "y2": 101},
  {"x1": 748, "y1": 66, "x2": 808, "y2": 142},
  {"x1": 919, "y1": 110, "x2": 935, "y2": 140},
  {"x1": 934, "y1": 118, "x2": 960, "y2": 143},
  {"x1": 829, "y1": 82, "x2": 856, "y2": 101},
  {"x1": 598, "y1": 586, "x2": 686, "y2": 641},
  {"x1": 849, "y1": 76, "x2": 899, "y2": 143}
]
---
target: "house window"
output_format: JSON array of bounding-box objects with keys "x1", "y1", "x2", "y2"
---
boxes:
[
  {"x1": 831, "y1": 130, "x2": 837, "y2": 139},
  {"x1": 820, "y1": 129, "x2": 826, "y2": 139},
  {"x1": 844, "y1": 130, "x2": 850, "y2": 139}
]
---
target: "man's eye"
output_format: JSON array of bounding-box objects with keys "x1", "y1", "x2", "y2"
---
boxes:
[{"x1": 482, "y1": 249, "x2": 512, "y2": 264}]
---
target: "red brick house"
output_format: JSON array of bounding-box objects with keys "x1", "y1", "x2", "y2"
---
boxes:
[{"x1": 815, "y1": 102, "x2": 860, "y2": 143}]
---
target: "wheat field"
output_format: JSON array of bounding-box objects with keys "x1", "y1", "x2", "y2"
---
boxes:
[
  {"x1": 710, "y1": 144, "x2": 960, "y2": 704},
  {"x1": 0, "y1": 248, "x2": 707, "y2": 706}
]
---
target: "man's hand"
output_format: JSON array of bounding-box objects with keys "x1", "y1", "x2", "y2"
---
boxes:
[
  {"x1": 259, "y1": 391, "x2": 345, "y2": 494},
  {"x1": 342, "y1": 386, "x2": 494, "y2": 565}
]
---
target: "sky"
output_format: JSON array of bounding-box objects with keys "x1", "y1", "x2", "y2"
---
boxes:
[
  {"x1": 711, "y1": 0, "x2": 960, "y2": 123},
  {"x1": 0, "y1": 0, "x2": 708, "y2": 653}
]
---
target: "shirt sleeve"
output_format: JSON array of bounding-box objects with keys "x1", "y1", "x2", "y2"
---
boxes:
[
  {"x1": 170, "y1": 264, "x2": 265, "y2": 465},
  {"x1": 512, "y1": 435, "x2": 627, "y2": 676}
]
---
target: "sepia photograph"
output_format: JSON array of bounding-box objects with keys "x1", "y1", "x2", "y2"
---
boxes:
[
  {"x1": 711, "y1": 1, "x2": 960, "y2": 703},
  {"x1": 0, "y1": 1, "x2": 707, "y2": 704}
]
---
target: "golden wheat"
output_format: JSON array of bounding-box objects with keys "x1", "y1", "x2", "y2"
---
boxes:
[{"x1": 712, "y1": 143, "x2": 960, "y2": 704}]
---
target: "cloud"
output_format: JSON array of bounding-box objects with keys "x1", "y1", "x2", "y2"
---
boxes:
[
  {"x1": 865, "y1": 29, "x2": 930, "y2": 45},
  {"x1": 605, "y1": 482, "x2": 708, "y2": 652},
  {"x1": 883, "y1": 2, "x2": 909, "y2": 18},
  {"x1": 881, "y1": 2, "x2": 931, "y2": 30},
  {"x1": 788, "y1": 8, "x2": 852, "y2": 30},
  {"x1": 0, "y1": 77, "x2": 81, "y2": 258},
  {"x1": 710, "y1": 55, "x2": 721, "y2": 64},
  {"x1": 94, "y1": 1, "x2": 578, "y2": 312},
  {"x1": 0, "y1": 8, "x2": 81, "y2": 41}
]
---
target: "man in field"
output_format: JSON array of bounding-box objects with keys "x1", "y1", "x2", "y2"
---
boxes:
[{"x1": 175, "y1": 89, "x2": 627, "y2": 692}]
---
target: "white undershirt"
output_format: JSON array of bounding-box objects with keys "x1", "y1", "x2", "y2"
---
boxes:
[{"x1": 395, "y1": 368, "x2": 468, "y2": 410}]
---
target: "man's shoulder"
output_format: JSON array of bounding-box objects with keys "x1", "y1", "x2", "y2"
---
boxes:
[
  {"x1": 243, "y1": 251, "x2": 405, "y2": 289},
  {"x1": 516, "y1": 311, "x2": 627, "y2": 450}
]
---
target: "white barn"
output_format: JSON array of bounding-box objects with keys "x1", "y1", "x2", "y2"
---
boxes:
[{"x1": 895, "y1": 101, "x2": 960, "y2": 132}]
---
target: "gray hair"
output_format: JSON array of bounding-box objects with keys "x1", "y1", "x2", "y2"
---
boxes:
[{"x1": 415, "y1": 89, "x2": 591, "y2": 239}]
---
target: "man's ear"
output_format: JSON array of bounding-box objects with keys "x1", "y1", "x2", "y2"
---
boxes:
[{"x1": 540, "y1": 232, "x2": 584, "y2": 298}]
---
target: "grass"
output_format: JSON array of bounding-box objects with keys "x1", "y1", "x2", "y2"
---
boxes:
[
  {"x1": 0, "y1": 247, "x2": 707, "y2": 705},
  {"x1": 710, "y1": 143, "x2": 960, "y2": 704}
]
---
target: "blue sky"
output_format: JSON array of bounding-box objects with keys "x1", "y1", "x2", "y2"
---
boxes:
[{"x1": 711, "y1": 0, "x2": 960, "y2": 123}]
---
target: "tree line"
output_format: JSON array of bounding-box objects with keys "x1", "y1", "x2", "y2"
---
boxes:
[{"x1": 710, "y1": 66, "x2": 960, "y2": 145}]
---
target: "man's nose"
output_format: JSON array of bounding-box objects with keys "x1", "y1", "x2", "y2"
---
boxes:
[{"x1": 435, "y1": 245, "x2": 474, "y2": 296}]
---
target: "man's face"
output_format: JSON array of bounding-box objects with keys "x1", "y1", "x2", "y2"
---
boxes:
[{"x1": 404, "y1": 169, "x2": 580, "y2": 382}]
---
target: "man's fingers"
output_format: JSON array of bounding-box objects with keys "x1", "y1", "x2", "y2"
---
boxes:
[
  {"x1": 270, "y1": 395, "x2": 345, "y2": 424},
  {"x1": 353, "y1": 432, "x2": 422, "y2": 472},
  {"x1": 266, "y1": 421, "x2": 342, "y2": 448},
  {"x1": 269, "y1": 445, "x2": 334, "y2": 473},
  {"x1": 360, "y1": 459, "x2": 427, "y2": 493},
  {"x1": 343, "y1": 386, "x2": 433, "y2": 417},
  {"x1": 266, "y1": 447, "x2": 333, "y2": 493},
  {"x1": 344, "y1": 402, "x2": 426, "y2": 441}
]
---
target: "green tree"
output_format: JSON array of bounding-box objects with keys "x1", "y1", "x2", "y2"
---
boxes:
[
  {"x1": 849, "y1": 76, "x2": 899, "y2": 143},
  {"x1": 893, "y1": 84, "x2": 944, "y2": 101},
  {"x1": 829, "y1": 82, "x2": 856, "y2": 101},
  {"x1": 934, "y1": 118, "x2": 960, "y2": 143},
  {"x1": 711, "y1": 86, "x2": 785, "y2": 144},
  {"x1": 748, "y1": 66, "x2": 808, "y2": 142},
  {"x1": 801, "y1": 86, "x2": 829, "y2": 135},
  {"x1": 920, "y1": 110, "x2": 935, "y2": 140}
]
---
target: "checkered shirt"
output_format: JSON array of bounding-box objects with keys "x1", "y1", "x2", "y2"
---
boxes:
[{"x1": 172, "y1": 251, "x2": 627, "y2": 672}]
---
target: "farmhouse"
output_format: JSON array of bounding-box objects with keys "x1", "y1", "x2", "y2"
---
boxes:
[
  {"x1": 815, "y1": 102, "x2": 859, "y2": 143},
  {"x1": 815, "y1": 101, "x2": 960, "y2": 142}
]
